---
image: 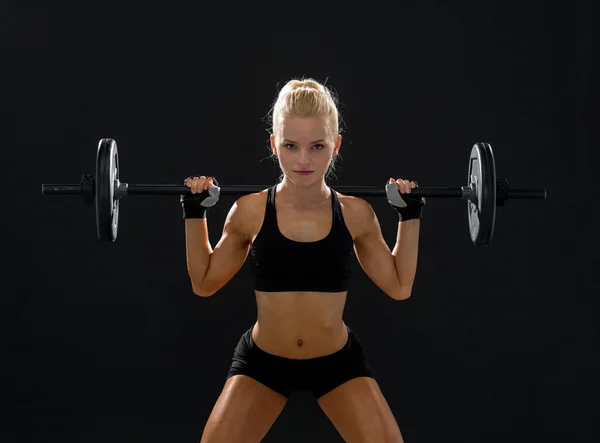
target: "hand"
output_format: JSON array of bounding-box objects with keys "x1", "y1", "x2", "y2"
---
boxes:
[
  {"x1": 386, "y1": 178, "x2": 424, "y2": 222},
  {"x1": 389, "y1": 178, "x2": 417, "y2": 194},
  {"x1": 181, "y1": 175, "x2": 220, "y2": 219},
  {"x1": 185, "y1": 175, "x2": 217, "y2": 194}
]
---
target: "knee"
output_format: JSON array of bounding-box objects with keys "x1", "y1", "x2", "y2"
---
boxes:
[
  {"x1": 378, "y1": 432, "x2": 404, "y2": 443},
  {"x1": 371, "y1": 423, "x2": 404, "y2": 443},
  {"x1": 347, "y1": 421, "x2": 402, "y2": 443}
]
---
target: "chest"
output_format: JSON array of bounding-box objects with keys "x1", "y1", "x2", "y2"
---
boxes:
[
  {"x1": 249, "y1": 193, "x2": 355, "y2": 280},
  {"x1": 275, "y1": 204, "x2": 333, "y2": 243}
]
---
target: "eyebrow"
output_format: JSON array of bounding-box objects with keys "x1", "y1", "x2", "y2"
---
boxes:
[{"x1": 283, "y1": 138, "x2": 325, "y2": 144}]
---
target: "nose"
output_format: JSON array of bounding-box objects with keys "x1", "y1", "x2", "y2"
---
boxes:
[{"x1": 298, "y1": 149, "x2": 310, "y2": 165}]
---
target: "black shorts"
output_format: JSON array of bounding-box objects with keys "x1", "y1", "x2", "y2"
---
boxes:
[{"x1": 227, "y1": 325, "x2": 375, "y2": 399}]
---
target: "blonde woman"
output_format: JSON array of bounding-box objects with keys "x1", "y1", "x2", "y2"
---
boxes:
[{"x1": 182, "y1": 78, "x2": 424, "y2": 443}]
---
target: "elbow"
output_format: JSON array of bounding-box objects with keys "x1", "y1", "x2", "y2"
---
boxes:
[
  {"x1": 191, "y1": 281, "x2": 215, "y2": 297},
  {"x1": 390, "y1": 285, "x2": 412, "y2": 300}
]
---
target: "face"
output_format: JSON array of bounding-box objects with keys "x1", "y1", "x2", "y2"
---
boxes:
[{"x1": 270, "y1": 116, "x2": 341, "y2": 187}]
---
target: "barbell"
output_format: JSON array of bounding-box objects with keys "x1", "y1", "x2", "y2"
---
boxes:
[{"x1": 41, "y1": 138, "x2": 546, "y2": 246}]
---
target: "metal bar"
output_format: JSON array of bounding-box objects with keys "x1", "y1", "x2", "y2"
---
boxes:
[
  {"x1": 41, "y1": 183, "x2": 547, "y2": 200},
  {"x1": 41, "y1": 185, "x2": 80, "y2": 194},
  {"x1": 126, "y1": 184, "x2": 465, "y2": 198}
]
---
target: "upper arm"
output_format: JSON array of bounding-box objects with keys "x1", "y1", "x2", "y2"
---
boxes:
[
  {"x1": 197, "y1": 195, "x2": 258, "y2": 296},
  {"x1": 343, "y1": 197, "x2": 405, "y2": 299}
]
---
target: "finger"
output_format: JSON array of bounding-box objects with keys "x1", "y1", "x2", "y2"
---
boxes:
[
  {"x1": 205, "y1": 177, "x2": 215, "y2": 190},
  {"x1": 396, "y1": 179, "x2": 407, "y2": 193},
  {"x1": 403, "y1": 180, "x2": 412, "y2": 194},
  {"x1": 197, "y1": 176, "x2": 207, "y2": 193},
  {"x1": 192, "y1": 176, "x2": 199, "y2": 194},
  {"x1": 187, "y1": 176, "x2": 199, "y2": 187}
]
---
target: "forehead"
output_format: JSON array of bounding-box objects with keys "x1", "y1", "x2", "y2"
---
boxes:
[{"x1": 279, "y1": 116, "x2": 329, "y2": 140}]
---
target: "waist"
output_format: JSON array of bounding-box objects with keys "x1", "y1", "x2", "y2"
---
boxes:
[
  {"x1": 252, "y1": 291, "x2": 348, "y2": 358},
  {"x1": 251, "y1": 321, "x2": 349, "y2": 359}
]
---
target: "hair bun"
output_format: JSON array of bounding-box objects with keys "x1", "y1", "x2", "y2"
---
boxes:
[{"x1": 287, "y1": 78, "x2": 324, "y2": 92}]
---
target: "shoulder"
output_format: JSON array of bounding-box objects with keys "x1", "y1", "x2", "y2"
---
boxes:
[
  {"x1": 224, "y1": 188, "x2": 269, "y2": 238},
  {"x1": 336, "y1": 192, "x2": 374, "y2": 219},
  {"x1": 335, "y1": 191, "x2": 378, "y2": 238},
  {"x1": 231, "y1": 189, "x2": 268, "y2": 214}
]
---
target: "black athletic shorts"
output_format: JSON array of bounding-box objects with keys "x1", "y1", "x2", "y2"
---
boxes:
[{"x1": 227, "y1": 325, "x2": 375, "y2": 399}]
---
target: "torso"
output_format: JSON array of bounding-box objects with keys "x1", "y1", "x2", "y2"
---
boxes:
[{"x1": 241, "y1": 186, "x2": 363, "y2": 359}]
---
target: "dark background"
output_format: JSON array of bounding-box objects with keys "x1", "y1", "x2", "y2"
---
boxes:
[{"x1": 3, "y1": 1, "x2": 598, "y2": 442}]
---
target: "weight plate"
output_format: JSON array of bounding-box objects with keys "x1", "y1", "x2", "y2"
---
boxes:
[
  {"x1": 467, "y1": 142, "x2": 496, "y2": 247},
  {"x1": 95, "y1": 138, "x2": 119, "y2": 241}
]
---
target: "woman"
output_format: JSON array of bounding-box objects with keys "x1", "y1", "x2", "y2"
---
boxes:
[{"x1": 182, "y1": 78, "x2": 423, "y2": 443}]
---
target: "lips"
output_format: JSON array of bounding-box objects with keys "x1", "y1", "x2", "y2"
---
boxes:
[{"x1": 294, "y1": 171, "x2": 314, "y2": 175}]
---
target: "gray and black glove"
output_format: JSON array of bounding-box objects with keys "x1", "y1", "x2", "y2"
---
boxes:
[
  {"x1": 385, "y1": 179, "x2": 425, "y2": 222},
  {"x1": 180, "y1": 176, "x2": 220, "y2": 219}
]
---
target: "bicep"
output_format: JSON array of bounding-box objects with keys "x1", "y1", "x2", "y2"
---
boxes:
[{"x1": 200, "y1": 202, "x2": 252, "y2": 295}]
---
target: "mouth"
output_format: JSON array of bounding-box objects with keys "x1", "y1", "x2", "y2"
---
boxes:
[{"x1": 294, "y1": 170, "x2": 314, "y2": 175}]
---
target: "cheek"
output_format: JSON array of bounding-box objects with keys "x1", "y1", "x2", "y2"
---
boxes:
[
  {"x1": 320, "y1": 150, "x2": 336, "y2": 165},
  {"x1": 276, "y1": 150, "x2": 291, "y2": 168}
]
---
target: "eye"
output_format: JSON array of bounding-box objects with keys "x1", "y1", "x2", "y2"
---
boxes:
[
  {"x1": 312, "y1": 144, "x2": 324, "y2": 150},
  {"x1": 285, "y1": 143, "x2": 297, "y2": 150}
]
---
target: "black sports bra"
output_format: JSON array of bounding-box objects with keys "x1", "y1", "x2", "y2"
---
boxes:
[{"x1": 249, "y1": 185, "x2": 354, "y2": 292}]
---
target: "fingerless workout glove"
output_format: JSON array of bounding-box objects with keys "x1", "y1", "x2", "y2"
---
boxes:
[
  {"x1": 180, "y1": 177, "x2": 220, "y2": 219},
  {"x1": 385, "y1": 182, "x2": 426, "y2": 222}
]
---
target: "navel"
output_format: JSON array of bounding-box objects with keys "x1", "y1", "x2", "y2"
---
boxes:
[{"x1": 297, "y1": 338, "x2": 304, "y2": 347}]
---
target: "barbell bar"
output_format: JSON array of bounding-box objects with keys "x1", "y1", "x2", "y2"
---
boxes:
[
  {"x1": 42, "y1": 183, "x2": 545, "y2": 199},
  {"x1": 41, "y1": 138, "x2": 547, "y2": 246}
]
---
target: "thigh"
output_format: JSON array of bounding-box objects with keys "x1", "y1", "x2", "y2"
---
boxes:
[
  {"x1": 201, "y1": 374, "x2": 288, "y2": 443},
  {"x1": 317, "y1": 377, "x2": 404, "y2": 443}
]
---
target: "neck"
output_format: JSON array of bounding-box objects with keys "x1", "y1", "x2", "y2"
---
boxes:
[{"x1": 277, "y1": 177, "x2": 331, "y2": 204}]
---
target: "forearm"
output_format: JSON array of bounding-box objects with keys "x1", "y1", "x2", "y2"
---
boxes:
[
  {"x1": 185, "y1": 219, "x2": 212, "y2": 289},
  {"x1": 392, "y1": 219, "x2": 420, "y2": 293}
]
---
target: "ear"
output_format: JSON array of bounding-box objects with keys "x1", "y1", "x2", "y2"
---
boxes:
[
  {"x1": 334, "y1": 134, "x2": 342, "y2": 155},
  {"x1": 270, "y1": 134, "x2": 278, "y2": 156}
]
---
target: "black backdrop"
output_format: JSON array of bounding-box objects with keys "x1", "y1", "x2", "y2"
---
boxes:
[{"x1": 4, "y1": 1, "x2": 598, "y2": 442}]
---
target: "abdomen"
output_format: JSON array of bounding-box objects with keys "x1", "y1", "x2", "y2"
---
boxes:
[{"x1": 252, "y1": 291, "x2": 349, "y2": 359}]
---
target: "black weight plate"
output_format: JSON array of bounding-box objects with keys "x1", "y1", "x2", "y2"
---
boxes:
[
  {"x1": 467, "y1": 142, "x2": 496, "y2": 247},
  {"x1": 95, "y1": 138, "x2": 119, "y2": 241}
]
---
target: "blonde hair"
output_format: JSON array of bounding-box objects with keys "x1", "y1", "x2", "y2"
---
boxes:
[
  {"x1": 269, "y1": 78, "x2": 342, "y2": 180},
  {"x1": 271, "y1": 78, "x2": 340, "y2": 140}
]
